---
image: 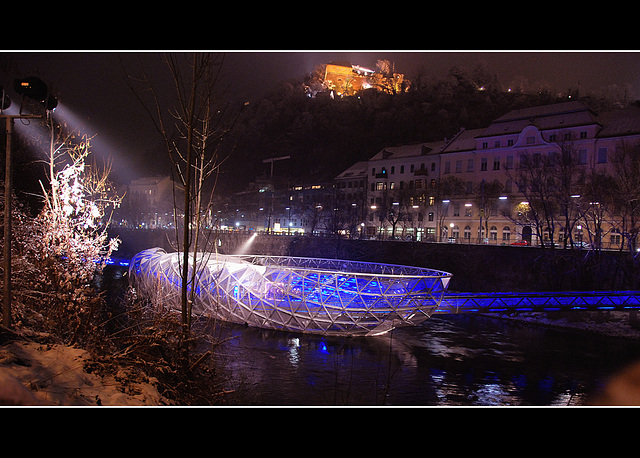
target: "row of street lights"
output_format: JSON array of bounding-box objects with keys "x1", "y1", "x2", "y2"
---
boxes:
[{"x1": 1, "y1": 77, "x2": 58, "y2": 328}]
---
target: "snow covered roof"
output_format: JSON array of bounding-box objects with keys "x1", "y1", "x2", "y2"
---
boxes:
[
  {"x1": 480, "y1": 101, "x2": 600, "y2": 137},
  {"x1": 369, "y1": 141, "x2": 446, "y2": 161},
  {"x1": 595, "y1": 106, "x2": 640, "y2": 138},
  {"x1": 335, "y1": 161, "x2": 369, "y2": 179},
  {"x1": 441, "y1": 128, "x2": 485, "y2": 153}
]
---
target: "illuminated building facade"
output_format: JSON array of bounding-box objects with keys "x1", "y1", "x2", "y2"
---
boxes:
[
  {"x1": 218, "y1": 180, "x2": 336, "y2": 235},
  {"x1": 324, "y1": 62, "x2": 408, "y2": 97},
  {"x1": 348, "y1": 100, "x2": 640, "y2": 248},
  {"x1": 363, "y1": 141, "x2": 445, "y2": 241},
  {"x1": 117, "y1": 176, "x2": 184, "y2": 228}
]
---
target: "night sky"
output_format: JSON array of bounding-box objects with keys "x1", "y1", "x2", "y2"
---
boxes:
[{"x1": 2, "y1": 50, "x2": 640, "y2": 185}]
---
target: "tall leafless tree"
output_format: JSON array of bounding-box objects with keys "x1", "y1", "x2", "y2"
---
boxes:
[{"x1": 123, "y1": 53, "x2": 246, "y2": 353}]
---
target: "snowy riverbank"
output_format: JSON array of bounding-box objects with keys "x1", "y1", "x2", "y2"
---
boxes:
[
  {"x1": 486, "y1": 310, "x2": 640, "y2": 341},
  {"x1": 3, "y1": 310, "x2": 640, "y2": 406},
  {"x1": 0, "y1": 328, "x2": 170, "y2": 406}
]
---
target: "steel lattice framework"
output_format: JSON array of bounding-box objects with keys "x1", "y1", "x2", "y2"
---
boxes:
[
  {"x1": 437, "y1": 291, "x2": 640, "y2": 314},
  {"x1": 129, "y1": 248, "x2": 453, "y2": 336}
]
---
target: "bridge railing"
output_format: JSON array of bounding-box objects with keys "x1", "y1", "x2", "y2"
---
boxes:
[{"x1": 437, "y1": 291, "x2": 640, "y2": 314}]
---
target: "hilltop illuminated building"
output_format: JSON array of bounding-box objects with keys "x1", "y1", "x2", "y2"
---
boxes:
[{"x1": 323, "y1": 62, "x2": 409, "y2": 97}]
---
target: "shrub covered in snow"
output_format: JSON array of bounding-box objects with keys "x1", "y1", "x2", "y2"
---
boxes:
[{"x1": 4, "y1": 136, "x2": 121, "y2": 347}]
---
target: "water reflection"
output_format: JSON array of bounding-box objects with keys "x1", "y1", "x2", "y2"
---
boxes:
[
  {"x1": 98, "y1": 266, "x2": 640, "y2": 406},
  {"x1": 211, "y1": 314, "x2": 640, "y2": 406}
]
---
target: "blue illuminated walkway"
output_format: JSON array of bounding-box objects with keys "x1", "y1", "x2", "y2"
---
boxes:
[
  {"x1": 437, "y1": 291, "x2": 640, "y2": 314},
  {"x1": 112, "y1": 255, "x2": 640, "y2": 318}
]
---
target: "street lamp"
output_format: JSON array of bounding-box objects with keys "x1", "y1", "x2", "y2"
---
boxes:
[
  {"x1": 14, "y1": 77, "x2": 58, "y2": 112},
  {"x1": 2, "y1": 77, "x2": 58, "y2": 328}
]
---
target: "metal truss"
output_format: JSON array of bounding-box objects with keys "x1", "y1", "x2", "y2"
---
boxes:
[
  {"x1": 128, "y1": 248, "x2": 640, "y2": 336},
  {"x1": 129, "y1": 248, "x2": 453, "y2": 336},
  {"x1": 438, "y1": 291, "x2": 640, "y2": 314}
]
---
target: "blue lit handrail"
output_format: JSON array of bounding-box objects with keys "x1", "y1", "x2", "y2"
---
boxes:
[{"x1": 437, "y1": 290, "x2": 640, "y2": 314}]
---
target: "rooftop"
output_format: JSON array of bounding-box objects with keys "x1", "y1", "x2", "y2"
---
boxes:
[
  {"x1": 479, "y1": 101, "x2": 600, "y2": 137},
  {"x1": 595, "y1": 105, "x2": 640, "y2": 137},
  {"x1": 369, "y1": 141, "x2": 446, "y2": 161}
]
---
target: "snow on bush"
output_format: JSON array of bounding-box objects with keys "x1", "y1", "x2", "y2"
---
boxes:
[{"x1": 5, "y1": 136, "x2": 121, "y2": 346}]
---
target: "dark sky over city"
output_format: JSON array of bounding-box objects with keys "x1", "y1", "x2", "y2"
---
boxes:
[{"x1": 2, "y1": 50, "x2": 640, "y2": 184}]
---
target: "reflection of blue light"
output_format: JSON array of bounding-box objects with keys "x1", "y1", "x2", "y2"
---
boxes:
[
  {"x1": 538, "y1": 377, "x2": 554, "y2": 392},
  {"x1": 106, "y1": 258, "x2": 130, "y2": 267},
  {"x1": 512, "y1": 374, "x2": 527, "y2": 389},
  {"x1": 319, "y1": 341, "x2": 329, "y2": 354}
]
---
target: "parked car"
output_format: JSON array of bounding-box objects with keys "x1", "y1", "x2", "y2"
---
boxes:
[{"x1": 510, "y1": 240, "x2": 528, "y2": 246}]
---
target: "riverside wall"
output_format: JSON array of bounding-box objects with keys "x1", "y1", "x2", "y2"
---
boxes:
[{"x1": 109, "y1": 228, "x2": 640, "y2": 293}]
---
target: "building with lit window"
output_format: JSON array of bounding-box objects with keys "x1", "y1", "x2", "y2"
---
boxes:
[
  {"x1": 362, "y1": 141, "x2": 445, "y2": 240},
  {"x1": 347, "y1": 100, "x2": 640, "y2": 248},
  {"x1": 216, "y1": 179, "x2": 337, "y2": 235},
  {"x1": 117, "y1": 176, "x2": 183, "y2": 229}
]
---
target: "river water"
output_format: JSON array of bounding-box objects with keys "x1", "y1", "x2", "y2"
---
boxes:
[
  {"x1": 209, "y1": 314, "x2": 640, "y2": 406},
  {"x1": 102, "y1": 265, "x2": 640, "y2": 406}
]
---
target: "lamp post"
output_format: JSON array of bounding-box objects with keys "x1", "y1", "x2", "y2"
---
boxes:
[
  {"x1": 1, "y1": 78, "x2": 57, "y2": 328},
  {"x1": 3, "y1": 114, "x2": 13, "y2": 328}
]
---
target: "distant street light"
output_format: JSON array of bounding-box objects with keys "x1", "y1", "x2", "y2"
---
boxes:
[{"x1": 1, "y1": 77, "x2": 58, "y2": 328}]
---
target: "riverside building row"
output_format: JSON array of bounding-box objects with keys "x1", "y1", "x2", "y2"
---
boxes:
[
  {"x1": 336, "y1": 100, "x2": 640, "y2": 248},
  {"x1": 120, "y1": 100, "x2": 640, "y2": 250}
]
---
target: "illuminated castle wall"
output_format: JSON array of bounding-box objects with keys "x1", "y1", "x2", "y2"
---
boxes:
[{"x1": 324, "y1": 62, "x2": 408, "y2": 97}]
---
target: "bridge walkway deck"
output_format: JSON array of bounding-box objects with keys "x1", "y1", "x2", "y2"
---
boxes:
[{"x1": 437, "y1": 291, "x2": 640, "y2": 315}]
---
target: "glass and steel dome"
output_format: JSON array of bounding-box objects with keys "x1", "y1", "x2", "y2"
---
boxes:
[{"x1": 129, "y1": 248, "x2": 452, "y2": 336}]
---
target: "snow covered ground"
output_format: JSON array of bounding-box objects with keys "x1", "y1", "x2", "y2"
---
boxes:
[
  {"x1": 0, "y1": 339, "x2": 167, "y2": 406},
  {"x1": 2, "y1": 310, "x2": 640, "y2": 406}
]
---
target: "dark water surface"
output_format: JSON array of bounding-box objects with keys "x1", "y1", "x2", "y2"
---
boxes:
[
  {"x1": 101, "y1": 265, "x2": 640, "y2": 406},
  {"x1": 210, "y1": 314, "x2": 640, "y2": 406}
]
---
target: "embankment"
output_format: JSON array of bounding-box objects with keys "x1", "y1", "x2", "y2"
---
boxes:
[{"x1": 109, "y1": 228, "x2": 640, "y2": 293}]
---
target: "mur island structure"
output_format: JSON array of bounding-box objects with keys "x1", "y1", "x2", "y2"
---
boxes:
[{"x1": 129, "y1": 248, "x2": 452, "y2": 336}]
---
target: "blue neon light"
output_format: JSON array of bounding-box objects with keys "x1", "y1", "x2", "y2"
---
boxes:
[
  {"x1": 438, "y1": 291, "x2": 640, "y2": 314},
  {"x1": 128, "y1": 248, "x2": 640, "y2": 336}
]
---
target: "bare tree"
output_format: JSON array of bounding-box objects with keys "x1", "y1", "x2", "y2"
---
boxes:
[
  {"x1": 435, "y1": 175, "x2": 464, "y2": 241},
  {"x1": 576, "y1": 168, "x2": 616, "y2": 252},
  {"x1": 474, "y1": 179, "x2": 503, "y2": 242},
  {"x1": 512, "y1": 151, "x2": 559, "y2": 247},
  {"x1": 609, "y1": 140, "x2": 640, "y2": 253},
  {"x1": 123, "y1": 53, "x2": 246, "y2": 353},
  {"x1": 10, "y1": 118, "x2": 121, "y2": 345},
  {"x1": 548, "y1": 139, "x2": 584, "y2": 248}
]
